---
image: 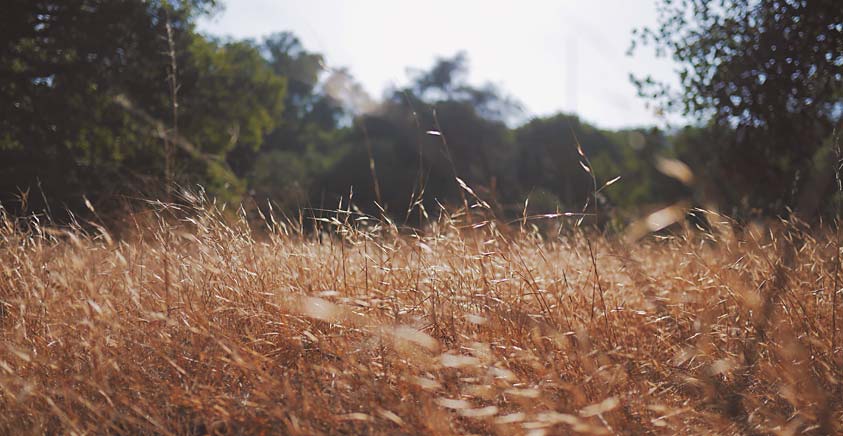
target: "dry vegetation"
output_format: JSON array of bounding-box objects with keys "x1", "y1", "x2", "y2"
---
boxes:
[{"x1": 1, "y1": 195, "x2": 842, "y2": 435}]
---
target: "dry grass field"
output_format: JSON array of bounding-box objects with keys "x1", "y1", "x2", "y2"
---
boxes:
[{"x1": 1, "y1": 196, "x2": 842, "y2": 435}]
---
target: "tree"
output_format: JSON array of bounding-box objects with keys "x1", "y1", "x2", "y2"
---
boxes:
[
  {"x1": 180, "y1": 36, "x2": 287, "y2": 202},
  {"x1": 318, "y1": 53, "x2": 521, "y2": 218},
  {"x1": 516, "y1": 114, "x2": 608, "y2": 211},
  {"x1": 632, "y1": 0, "x2": 843, "y2": 215},
  {"x1": 242, "y1": 33, "x2": 346, "y2": 210},
  {"x1": 0, "y1": 0, "x2": 287, "y2": 217}
]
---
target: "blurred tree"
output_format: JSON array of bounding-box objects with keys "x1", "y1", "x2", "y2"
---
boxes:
[
  {"x1": 0, "y1": 2, "x2": 721, "y2": 228},
  {"x1": 178, "y1": 36, "x2": 287, "y2": 203},
  {"x1": 632, "y1": 0, "x2": 843, "y2": 216},
  {"x1": 317, "y1": 53, "x2": 521, "y2": 218},
  {"x1": 0, "y1": 0, "x2": 287, "y2": 217},
  {"x1": 604, "y1": 128, "x2": 689, "y2": 212},
  {"x1": 408, "y1": 51, "x2": 522, "y2": 122},
  {"x1": 515, "y1": 114, "x2": 690, "y2": 225},
  {"x1": 515, "y1": 114, "x2": 615, "y2": 212},
  {"x1": 242, "y1": 33, "x2": 346, "y2": 210}
]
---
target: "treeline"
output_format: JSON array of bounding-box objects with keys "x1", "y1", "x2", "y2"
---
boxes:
[{"x1": 2, "y1": 0, "x2": 841, "y2": 225}]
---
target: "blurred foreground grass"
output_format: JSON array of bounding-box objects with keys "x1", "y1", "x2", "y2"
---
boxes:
[{"x1": 1, "y1": 198, "x2": 841, "y2": 435}]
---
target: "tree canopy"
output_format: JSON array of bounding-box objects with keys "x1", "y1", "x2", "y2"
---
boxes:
[
  {"x1": 2, "y1": 0, "x2": 838, "y2": 227},
  {"x1": 0, "y1": 0, "x2": 289, "y2": 216}
]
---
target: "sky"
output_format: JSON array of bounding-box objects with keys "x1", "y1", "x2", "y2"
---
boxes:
[{"x1": 198, "y1": 0, "x2": 682, "y2": 129}]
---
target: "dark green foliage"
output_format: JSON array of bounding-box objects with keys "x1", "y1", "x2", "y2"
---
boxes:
[
  {"x1": 315, "y1": 53, "x2": 524, "y2": 219},
  {"x1": 3, "y1": 1, "x2": 769, "y2": 226},
  {"x1": 0, "y1": 0, "x2": 286, "y2": 216},
  {"x1": 516, "y1": 114, "x2": 616, "y2": 211},
  {"x1": 515, "y1": 115, "x2": 687, "y2": 219},
  {"x1": 240, "y1": 33, "x2": 346, "y2": 211}
]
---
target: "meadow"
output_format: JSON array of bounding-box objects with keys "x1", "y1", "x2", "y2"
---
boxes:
[{"x1": 1, "y1": 195, "x2": 841, "y2": 435}]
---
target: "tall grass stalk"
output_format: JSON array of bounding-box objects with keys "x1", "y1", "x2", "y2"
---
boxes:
[{"x1": 162, "y1": 2, "x2": 179, "y2": 202}]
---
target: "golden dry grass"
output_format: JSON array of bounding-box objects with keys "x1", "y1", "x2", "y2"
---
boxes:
[{"x1": 1, "y1": 199, "x2": 841, "y2": 435}]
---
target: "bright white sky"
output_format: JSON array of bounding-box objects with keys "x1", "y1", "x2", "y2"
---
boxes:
[{"x1": 199, "y1": 0, "x2": 682, "y2": 129}]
